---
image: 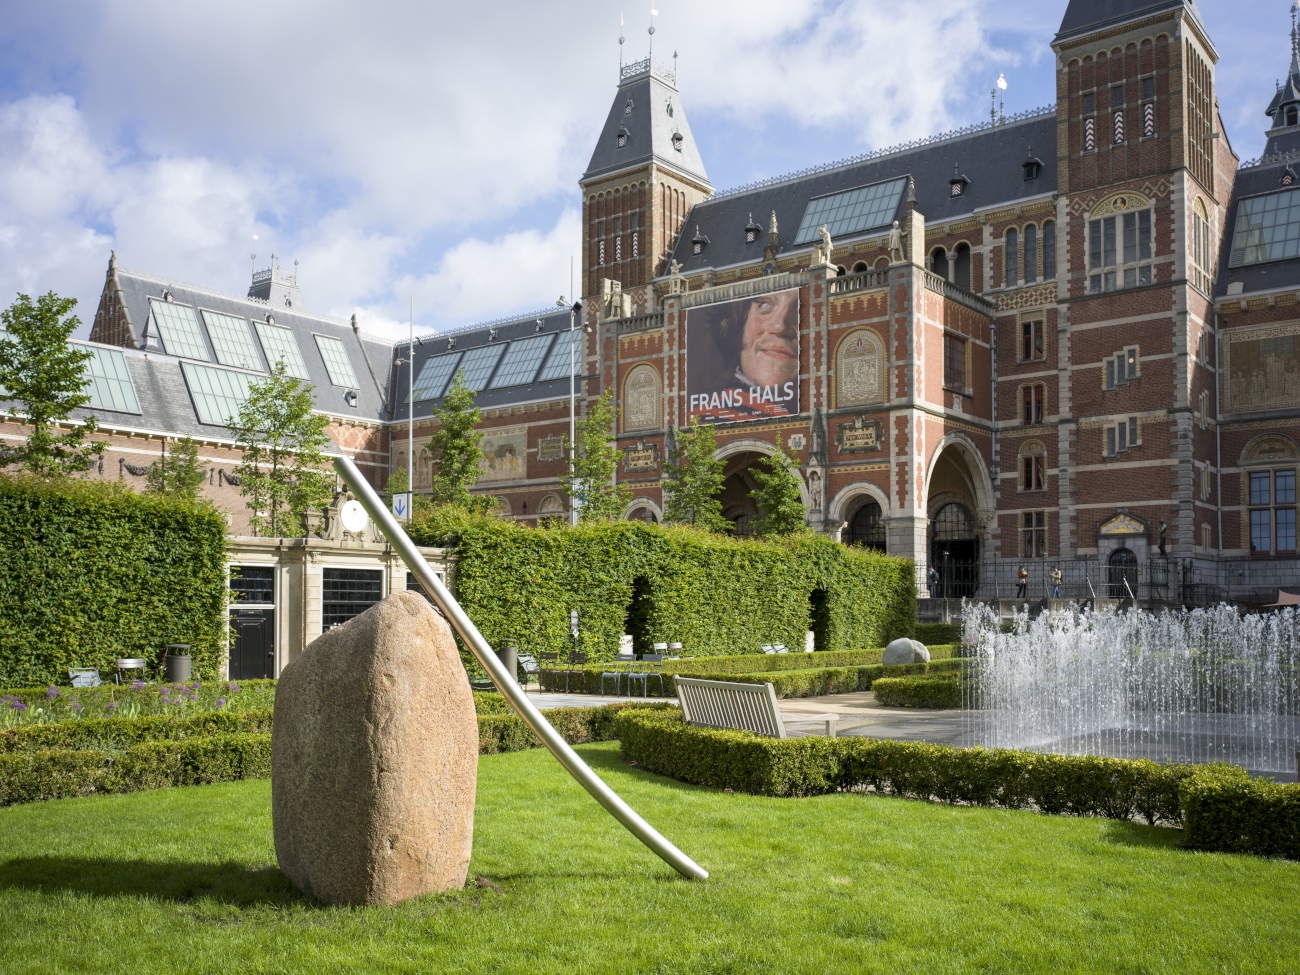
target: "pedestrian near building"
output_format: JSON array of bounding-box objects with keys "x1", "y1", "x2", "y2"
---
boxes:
[
  {"x1": 1050, "y1": 565, "x2": 1063, "y2": 599},
  {"x1": 1016, "y1": 565, "x2": 1029, "y2": 599}
]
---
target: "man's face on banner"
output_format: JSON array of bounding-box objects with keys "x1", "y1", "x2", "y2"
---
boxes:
[{"x1": 739, "y1": 291, "x2": 798, "y2": 386}]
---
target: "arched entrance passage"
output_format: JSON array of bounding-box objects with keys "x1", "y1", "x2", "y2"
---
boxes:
[
  {"x1": 925, "y1": 438, "x2": 993, "y2": 597},
  {"x1": 1107, "y1": 547, "x2": 1138, "y2": 600},
  {"x1": 719, "y1": 451, "x2": 765, "y2": 536},
  {"x1": 844, "y1": 497, "x2": 886, "y2": 551}
]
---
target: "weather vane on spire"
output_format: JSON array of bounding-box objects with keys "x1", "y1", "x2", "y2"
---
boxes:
[
  {"x1": 648, "y1": 4, "x2": 658, "y2": 61},
  {"x1": 619, "y1": 12, "x2": 625, "y2": 70}
]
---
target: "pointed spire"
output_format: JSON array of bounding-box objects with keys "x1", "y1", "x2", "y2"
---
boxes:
[{"x1": 1291, "y1": 1, "x2": 1299, "y2": 77}]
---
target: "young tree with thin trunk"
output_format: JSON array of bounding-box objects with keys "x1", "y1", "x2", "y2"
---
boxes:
[
  {"x1": 146, "y1": 437, "x2": 205, "y2": 501},
  {"x1": 663, "y1": 418, "x2": 728, "y2": 533},
  {"x1": 228, "y1": 361, "x2": 334, "y2": 537},
  {"x1": 425, "y1": 370, "x2": 494, "y2": 514},
  {"x1": 0, "y1": 292, "x2": 104, "y2": 476},
  {"x1": 749, "y1": 436, "x2": 809, "y2": 537},
  {"x1": 568, "y1": 389, "x2": 630, "y2": 522}
]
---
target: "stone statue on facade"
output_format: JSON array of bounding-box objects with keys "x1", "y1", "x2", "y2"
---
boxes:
[
  {"x1": 813, "y1": 224, "x2": 834, "y2": 266},
  {"x1": 888, "y1": 220, "x2": 905, "y2": 263}
]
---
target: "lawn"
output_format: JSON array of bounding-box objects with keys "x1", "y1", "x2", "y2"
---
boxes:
[{"x1": 0, "y1": 743, "x2": 1297, "y2": 975}]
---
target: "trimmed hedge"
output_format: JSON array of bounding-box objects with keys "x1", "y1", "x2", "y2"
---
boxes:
[
  {"x1": 1, "y1": 679, "x2": 277, "y2": 721},
  {"x1": 410, "y1": 515, "x2": 915, "y2": 662},
  {"x1": 0, "y1": 701, "x2": 666, "y2": 805},
  {"x1": 913, "y1": 622, "x2": 962, "y2": 646},
  {"x1": 541, "y1": 654, "x2": 963, "y2": 699},
  {"x1": 871, "y1": 674, "x2": 963, "y2": 709},
  {"x1": 615, "y1": 708, "x2": 1190, "y2": 825},
  {"x1": 0, "y1": 476, "x2": 228, "y2": 686},
  {"x1": 0, "y1": 709, "x2": 273, "y2": 753},
  {"x1": 1181, "y1": 764, "x2": 1300, "y2": 859}
]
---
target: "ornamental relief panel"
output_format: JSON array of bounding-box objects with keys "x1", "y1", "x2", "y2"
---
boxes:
[
  {"x1": 623, "y1": 363, "x2": 660, "y2": 432},
  {"x1": 835, "y1": 329, "x2": 884, "y2": 407},
  {"x1": 995, "y1": 283, "x2": 1058, "y2": 311},
  {"x1": 1223, "y1": 323, "x2": 1300, "y2": 414}
]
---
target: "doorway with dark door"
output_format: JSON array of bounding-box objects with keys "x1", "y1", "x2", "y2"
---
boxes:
[{"x1": 229, "y1": 565, "x2": 276, "y2": 680}]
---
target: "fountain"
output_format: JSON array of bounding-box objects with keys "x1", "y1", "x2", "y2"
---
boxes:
[{"x1": 962, "y1": 603, "x2": 1300, "y2": 777}]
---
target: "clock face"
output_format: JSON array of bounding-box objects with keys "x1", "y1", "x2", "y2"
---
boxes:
[{"x1": 340, "y1": 499, "x2": 369, "y2": 533}]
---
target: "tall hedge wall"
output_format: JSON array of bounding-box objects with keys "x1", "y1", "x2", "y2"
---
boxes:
[
  {"x1": 0, "y1": 476, "x2": 228, "y2": 686},
  {"x1": 411, "y1": 516, "x2": 914, "y2": 661}
]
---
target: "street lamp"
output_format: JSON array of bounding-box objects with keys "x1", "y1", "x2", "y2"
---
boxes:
[{"x1": 557, "y1": 296, "x2": 584, "y2": 525}]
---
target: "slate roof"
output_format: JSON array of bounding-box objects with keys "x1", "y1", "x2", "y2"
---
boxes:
[
  {"x1": 667, "y1": 110, "x2": 1057, "y2": 273},
  {"x1": 110, "y1": 267, "x2": 392, "y2": 423},
  {"x1": 582, "y1": 61, "x2": 710, "y2": 189},
  {"x1": 1217, "y1": 155, "x2": 1300, "y2": 297},
  {"x1": 1055, "y1": 0, "x2": 1203, "y2": 43}
]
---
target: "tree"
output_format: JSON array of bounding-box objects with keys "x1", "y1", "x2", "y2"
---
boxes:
[
  {"x1": 0, "y1": 291, "x2": 104, "y2": 476},
  {"x1": 227, "y1": 361, "x2": 334, "y2": 537},
  {"x1": 663, "y1": 419, "x2": 728, "y2": 532},
  {"x1": 568, "y1": 389, "x2": 630, "y2": 522},
  {"x1": 749, "y1": 436, "x2": 809, "y2": 537},
  {"x1": 425, "y1": 370, "x2": 494, "y2": 514},
  {"x1": 146, "y1": 437, "x2": 205, "y2": 501}
]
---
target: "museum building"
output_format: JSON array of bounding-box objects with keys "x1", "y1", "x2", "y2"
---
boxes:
[{"x1": 6, "y1": 0, "x2": 1300, "y2": 652}]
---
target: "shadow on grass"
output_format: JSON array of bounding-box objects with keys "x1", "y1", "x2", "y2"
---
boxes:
[
  {"x1": 0, "y1": 856, "x2": 305, "y2": 906},
  {"x1": 1099, "y1": 819, "x2": 1184, "y2": 851}
]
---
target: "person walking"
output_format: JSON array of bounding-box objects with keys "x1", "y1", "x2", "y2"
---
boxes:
[
  {"x1": 1050, "y1": 565, "x2": 1063, "y2": 599},
  {"x1": 1016, "y1": 564, "x2": 1029, "y2": 599},
  {"x1": 926, "y1": 565, "x2": 940, "y2": 598}
]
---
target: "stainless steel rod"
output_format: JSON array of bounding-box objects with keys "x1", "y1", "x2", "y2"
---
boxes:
[{"x1": 332, "y1": 455, "x2": 708, "y2": 881}]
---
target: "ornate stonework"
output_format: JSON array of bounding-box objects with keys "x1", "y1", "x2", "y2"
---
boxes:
[
  {"x1": 1241, "y1": 434, "x2": 1298, "y2": 464},
  {"x1": 835, "y1": 329, "x2": 884, "y2": 406},
  {"x1": 995, "y1": 283, "x2": 1058, "y2": 312},
  {"x1": 478, "y1": 429, "x2": 527, "y2": 483},
  {"x1": 836, "y1": 416, "x2": 884, "y2": 453},
  {"x1": 1223, "y1": 323, "x2": 1300, "y2": 414},
  {"x1": 537, "y1": 435, "x2": 565, "y2": 462},
  {"x1": 623, "y1": 363, "x2": 660, "y2": 431}
]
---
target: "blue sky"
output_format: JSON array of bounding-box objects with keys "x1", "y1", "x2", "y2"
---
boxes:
[{"x1": 0, "y1": 0, "x2": 1289, "y2": 342}]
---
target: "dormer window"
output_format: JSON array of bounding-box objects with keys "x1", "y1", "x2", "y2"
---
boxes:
[
  {"x1": 949, "y1": 167, "x2": 970, "y2": 198},
  {"x1": 691, "y1": 225, "x2": 709, "y2": 255},
  {"x1": 671, "y1": 131, "x2": 684, "y2": 152},
  {"x1": 1023, "y1": 156, "x2": 1043, "y2": 181},
  {"x1": 1289, "y1": 106, "x2": 1299, "y2": 127},
  {"x1": 744, "y1": 213, "x2": 761, "y2": 244},
  {"x1": 1284, "y1": 167, "x2": 1297, "y2": 187},
  {"x1": 624, "y1": 98, "x2": 634, "y2": 115},
  {"x1": 616, "y1": 128, "x2": 629, "y2": 149}
]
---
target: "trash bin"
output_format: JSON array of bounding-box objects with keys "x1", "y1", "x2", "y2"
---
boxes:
[
  {"x1": 165, "y1": 644, "x2": 192, "y2": 683},
  {"x1": 496, "y1": 640, "x2": 518, "y2": 685}
]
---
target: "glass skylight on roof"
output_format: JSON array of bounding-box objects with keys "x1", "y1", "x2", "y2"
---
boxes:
[
  {"x1": 490, "y1": 334, "x2": 555, "y2": 388},
  {"x1": 149, "y1": 299, "x2": 209, "y2": 361},
  {"x1": 81, "y1": 345, "x2": 141, "y2": 414},
  {"x1": 454, "y1": 344, "x2": 505, "y2": 391},
  {"x1": 254, "y1": 322, "x2": 310, "y2": 379},
  {"x1": 181, "y1": 362, "x2": 258, "y2": 426},
  {"x1": 794, "y1": 177, "x2": 908, "y2": 244},
  {"x1": 201, "y1": 310, "x2": 263, "y2": 371},
  {"x1": 314, "y1": 334, "x2": 359, "y2": 388},
  {"x1": 536, "y1": 332, "x2": 578, "y2": 382},
  {"x1": 1229, "y1": 187, "x2": 1300, "y2": 267},
  {"x1": 411, "y1": 352, "x2": 462, "y2": 401}
]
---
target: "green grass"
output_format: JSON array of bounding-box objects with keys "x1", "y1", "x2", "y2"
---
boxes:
[{"x1": 0, "y1": 744, "x2": 1297, "y2": 974}]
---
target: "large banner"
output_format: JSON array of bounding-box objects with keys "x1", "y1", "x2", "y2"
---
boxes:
[{"x1": 685, "y1": 288, "x2": 800, "y2": 424}]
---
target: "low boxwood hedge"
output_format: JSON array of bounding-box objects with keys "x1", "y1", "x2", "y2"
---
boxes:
[
  {"x1": 871, "y1": 674, "x2": 963, "y2": 709},
  {"x1": 913, "y1": 622, "x2": 962, "y2": 646},
  {"x1": 538, "y1": 648, "x2": 961, "y2": 698},
  {"x1": 1, "y1": 679, "x2": 277, "y2": 721},
  {"x1": 1180, "y1": 764, "x2": 1300, "y2": 859},
  {"x1": 0, "y1": 701, "x2": 667, "y2": 805},
  {"x1": 615, "y1": 707, "x2": 1190, "y2": 825}
]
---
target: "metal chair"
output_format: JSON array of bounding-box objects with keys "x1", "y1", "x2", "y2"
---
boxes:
[
  {"x1": 68, "y1": 668, "x2": 101, "y2": 688},
  {"x1": 517, "y1": 654, "x2": 539, "y2": 689},
  {"x1": 637, "y1": 653, "x2": 666, "y2": 696},
  {"x1": 601, "y1": 653, "x2": 635, "y2": 695},
  {"x1": 566, "y1": 651, "x2": 588, "y2": 693},
  {"x1": 537, "y1": 651, "x2": 562, "y2": 690},
  {"x1": 115, "y1": 658, "x2": 148, "y2": 684}
]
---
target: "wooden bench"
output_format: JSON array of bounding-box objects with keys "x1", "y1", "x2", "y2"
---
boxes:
[{"x1": 673, "y1": 676, "x2": 838, "y2": 738}]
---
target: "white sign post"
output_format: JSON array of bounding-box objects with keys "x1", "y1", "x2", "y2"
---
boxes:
[{"x1": 391, "y1": 492, "x2": 412, "y2": 522}]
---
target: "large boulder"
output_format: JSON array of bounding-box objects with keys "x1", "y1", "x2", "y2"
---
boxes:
[
  {"x1": 882, "y1": 637, "x2": 931, "y2": 666},
  {"x1": 272, "y1": 590, "x2": 478, "y2": 906}
]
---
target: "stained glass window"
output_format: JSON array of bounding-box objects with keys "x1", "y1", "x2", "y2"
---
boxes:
[{"x1": 794, "y1": 177, "x2": 907, "y2": 244}]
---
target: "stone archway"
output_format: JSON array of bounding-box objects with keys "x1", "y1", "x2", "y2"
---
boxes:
[
  {"x1": 714, "y1": 438, "x2": 809, "y2": 536},
  {"x1": 924, "y1": 435, "x2": 994, "y2": 597}
]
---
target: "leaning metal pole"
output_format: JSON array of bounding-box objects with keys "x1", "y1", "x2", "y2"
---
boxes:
[{"x1": 333, "y1": 455, "x2": 708, "y2": 881}]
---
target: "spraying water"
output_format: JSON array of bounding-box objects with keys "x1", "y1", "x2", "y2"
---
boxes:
[{"x1": 962, "y1": 603, "x2": 1300, "y2": 775}]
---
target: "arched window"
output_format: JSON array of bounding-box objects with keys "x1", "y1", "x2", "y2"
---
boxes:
[
  {"x1": 835, "y1": 329, "x2": 885, "y2": 406},
  {"x1": 1191, "y1": 199, "x2": 1212, "y2": 293},
  {"x1": 836, "y1": 265, "x2": 847, "y2": 277},
  {"x1": 1018, "y1": 440, "x2": 1046, "y2": 491},
  {"x1": 844, "y1": 499, "x2": 886, "y2": 551},
  {"x1": 952, "y1": 243, "x2": 971, "y2": 290},
  {"x1": 874, "y1": 256, "x2": 889, "y2": 272},
  {"x1": 1088, "y1": 192, "x2": 1153, "y2": 292},
  {"x1": 930, "y1": 247, "x2": 949, "y2": 280},
  {"x1": 1005, "y1": 228, "x2": 1019, "y2": 287},
  {"x1": 1043, "y1": 220, "x2": 1056, "y2": 279},
  {"x1": 1024, "y1": 224, "x2": 1038, "y2": 283},
  {"x1": 852, "y1": 261, "x2": 869, "y2": 274}
]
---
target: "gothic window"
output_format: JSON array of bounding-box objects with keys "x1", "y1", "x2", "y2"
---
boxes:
[
  {"x1": 1082, "y1": 91, "x2": 1097, "y2": 152},
  {"x1": 1191, "y1": 199, "x2": 1213, "y2": 293},
  {"x1": 1141, "y1": 76, "x2": 1156, "y2": 139},
  {"x1": 836, "y1": 329, "x2": 885, "y2": 406},
  {"x1": 1004, "y1": 228, "x2": 1019, "y2": 287},
  {"x1": 1111, "y1": 84, "x2": 1126, "y2": 145},
  {"x1": 953, "y1": 243, "x2": 971, "y2": 290},
  {"x1": 1043, "y1": 220, "x2": 1056, "y2": 278},
  {"x1": 622, "y1": 364, "x2": 660, "y2": 432},
  {"x1": 1024, "y1": 224, "x2": 1038, "y2": 284},
  {"x1": 930, "y1": 247, "x2": 949, "y2": 280},
  {"x1": 1019, "y1": 441, "x2": 1046, "y2": 492},
  {"x1": 1088, "y1": 195, "x2": 1153, "y2": 292},
  {"x1": 631, "y1": 210, "x2": 640, "y2": 259}
]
